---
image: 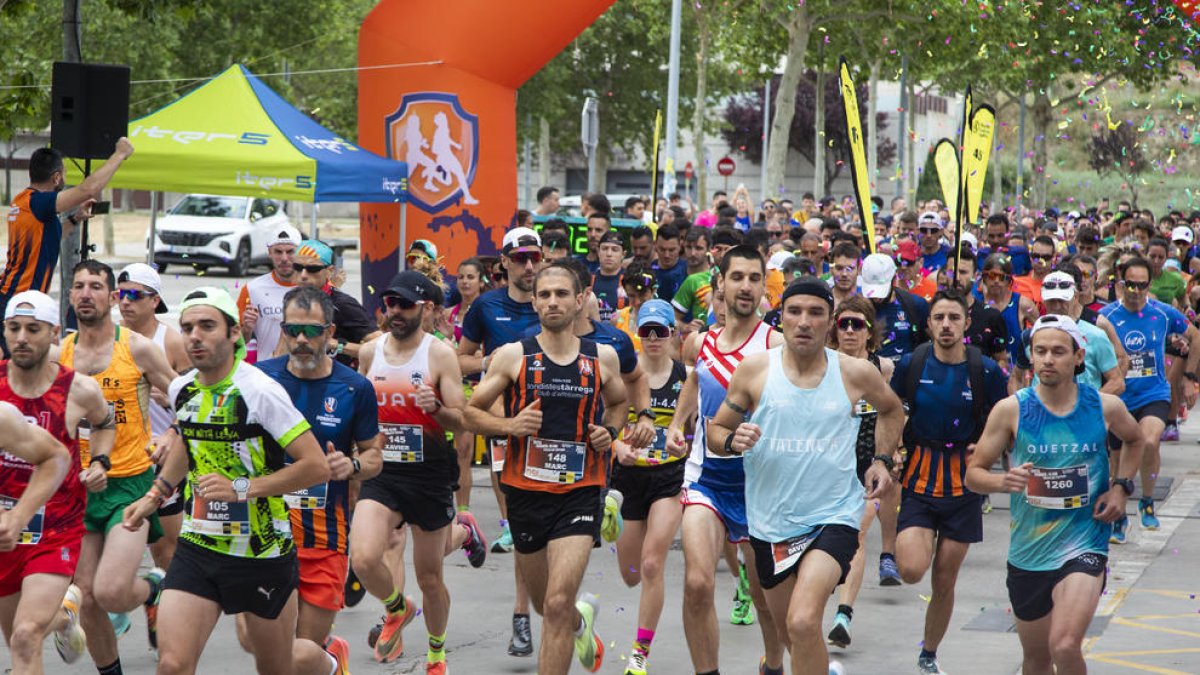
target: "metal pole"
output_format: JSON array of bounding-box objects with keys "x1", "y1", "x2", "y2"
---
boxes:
[
  {"x1": 523, "y1": 118, "x2": 533, "y2": 209},
  {"x1": 896, "y1": 54, "x2": 907, "y2": 201},
  {"x1": 1016, "y1": 94, "x2": 1026, "y2": 207},
  {"x1": 582, "y1": 97, "x2": 599, "y2": 193},
  {"x1": 147, "y1": 192, "x2": 158, "y2": 266},
  {"x1": 398, "y1": 205, "x2": 408, "y2": 273},
  {"x1": 309, "y1": 202, "x2": 318, "y2": 239},
  {"x1": 761, "y1": 77, "x2": 770, "y2": 204},
  {"x1": 662, "y1": 0, "x2": 682, "y2": 199}
]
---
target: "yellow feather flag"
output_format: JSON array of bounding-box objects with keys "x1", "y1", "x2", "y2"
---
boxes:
[
  {"x1": 961, "y1": 105, "x2": 996, "y2": 227},
  {"x1": 933, "y1": 139, "x2": 960, "y2": 219},
  {"x1": 839, "y1": 58, "x2": 876, "y2": 253}
]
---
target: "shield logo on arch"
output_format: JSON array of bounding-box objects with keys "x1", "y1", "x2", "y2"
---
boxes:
[{"x1": 385, "y1": 92, "x2": 480, "y2": 214}]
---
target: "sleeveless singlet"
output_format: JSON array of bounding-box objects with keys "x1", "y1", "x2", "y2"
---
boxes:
[
  {"x1": 685, "y1": 321, "x2": 774, "y2": 492},
  {"x1": 0, "y1": 363, "x2": 84, "y2": 541},
  {"x1": 1009, "y1": 384, "x2": 1111, "y2": 571},
  {"x1": 240, "y1": 272, "x2": 296, "y2": 362},
  {"x1": 623, "y1": 360, "x2": 687, "y2": 467},
  {"x1": 746, "y1": 348, "x2": 863, "y2": 542},
  {"x1": 366, "y1": 333, "x2": 454, "y2": 481},
  {"x1": 502, "y1": 337, "x2": 604, "y2": 493},
  {"x1": 60, "y1": 327, "x2": 152, "y2": 477},
  {"x1": 852, "y1": 352, "x2": 882, "y2": 484},
  {"x1": 146, "y1": 323, "x2": 174, "y2": 437}
]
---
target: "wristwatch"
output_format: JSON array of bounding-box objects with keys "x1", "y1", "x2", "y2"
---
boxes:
[
  {"x1": 603, "y1": 426, "x2": 620, "y2": 442},
  {"x1": 1185, "y1": 372, "x2": 1199, "y2": 383},
  {"x1": 351, "y1": 458, "x2": 362, "y2": 475},
  {"x1": 89, "y1": 455, "x2": 112, "y2": 471},
  {"x1": 636, "y1": 408, "x2": 656, "y2": 422},
  {"x1": 1111, "y1": 477, "x2": 1135, "y2": 497},
  {"x1": 232, "y1": 476, "x2": 251, "y2": 502},
  {"x1": 871, "y1": 454, "x2": 895, "y2": 471}
]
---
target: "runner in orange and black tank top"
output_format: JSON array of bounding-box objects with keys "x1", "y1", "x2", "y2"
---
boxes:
[{"x1": 501, "y1": 336, "x2": 605, "y2": 493}]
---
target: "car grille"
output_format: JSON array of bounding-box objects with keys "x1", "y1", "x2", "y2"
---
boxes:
[{"x1": 159, "y1": 231, "x2": 221, "y2": 247}]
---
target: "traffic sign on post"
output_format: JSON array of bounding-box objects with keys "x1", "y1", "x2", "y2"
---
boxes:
[
  {"x1": 684, "y1": 161, "x2": 694, "y2": 179},
  {"x1": 717, "y1": 156, "x2": 735, "y2": 176}
]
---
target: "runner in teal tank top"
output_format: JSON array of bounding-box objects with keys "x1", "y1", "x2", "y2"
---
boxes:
[{"x1": 967, "y1": 314, "x2": 1144, "y2": 675}]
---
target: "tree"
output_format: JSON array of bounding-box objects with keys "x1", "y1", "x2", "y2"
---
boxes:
[
  {"x1": 721, "y1": 71, "x2": 896, "y2": 196},
  {"x1": 1089, "y1": 123, "x2": 1147, "y2": 206}
]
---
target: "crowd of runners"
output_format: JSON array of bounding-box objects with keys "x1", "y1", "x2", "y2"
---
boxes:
[{"x1": 2, "y1": 147, "x2": 1196, "y2": 675}]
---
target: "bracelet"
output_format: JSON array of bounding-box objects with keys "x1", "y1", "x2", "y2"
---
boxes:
[
  {"x1": 336, "y1": 341, "x2": 346, "y2": 356},
  {"x1": 872, "y1": 454, "x2": 895, "y2": 471},
  {"x1": 154, "y1": 476, "x2": 175, "y2": 495},
  {"x1": 144, "y1": 488, "x2": 166, "y2": 506}
]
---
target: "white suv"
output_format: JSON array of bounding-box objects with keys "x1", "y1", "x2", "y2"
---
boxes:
[{"x1": 151, "y1": 194, "x2": 290, "y2": 276}]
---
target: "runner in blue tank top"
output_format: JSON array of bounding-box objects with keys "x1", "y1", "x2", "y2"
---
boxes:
[
  {"x1": 967, "y1": 314, "x2": 1144, "y2": 675},
  {"x1": 708, "y1": 277, "x2": 904, "y2": 675}
]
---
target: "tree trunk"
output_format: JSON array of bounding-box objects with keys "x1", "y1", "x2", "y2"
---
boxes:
[
  {"x1": 1030, "y1": 89, "x2": 1052, "y2": 209},
  {"x1": 868, "y1": 59, "x2": 880, "y2": 191},
  {"x1": 691, "y1": 15, "x2": 710, "y2": 207},
  {"x1": 813, "y1": 65, "x2": 826, "y2": 198},
  {"x1": 537, "y1": 117, "x2": 550, "y2": 189},
  {"x1": 764, "y1": 4, "x2": 812, "y2": 200}
]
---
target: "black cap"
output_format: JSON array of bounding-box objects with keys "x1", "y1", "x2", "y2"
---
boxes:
[
  {"x1": 383, "y1": 270, "x2": 437, "y2": 303},
  {"x1": 598, "y1": 231, "x2": 623, "y2": 247}
]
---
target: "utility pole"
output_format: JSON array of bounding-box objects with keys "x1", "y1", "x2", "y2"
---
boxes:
[
  {"x1": 59, "y1": 0, "x2": 82, "y2": 325},
  {"x1": 662, "y1": 0, "x2": 682, "y2": 198}
]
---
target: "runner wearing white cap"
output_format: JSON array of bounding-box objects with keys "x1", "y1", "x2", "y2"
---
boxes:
[{"x1": 237, "y1": 224, "x2": 303, "y2": 361}]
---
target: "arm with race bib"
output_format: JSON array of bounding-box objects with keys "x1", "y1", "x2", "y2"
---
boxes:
[{"x1": 0, "y1": 405, "x2": 70, "y2": 551}]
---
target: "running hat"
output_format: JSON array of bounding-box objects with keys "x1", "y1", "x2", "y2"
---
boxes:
[
  {"x1": 296, "y1": 239, "x2": 334, "y2": 265},
  {"x1": 960, "y1": 232, "x2": 978, "y2": 251},
  {"x1": 118, "y1": 263, "x2": 169, "y2": 314},
  {"x1": 267, "y1": 225, "x2": 303, "y2": 248},
  {"x1": 1040, "y1": 271, "x2": 1076, "y2": 302},
  {"x1": 383, "y1": 270, "x2": 437, "y2": 303},
  {"x1": 919, "y1": 212, "x2": 941, "y2": 226},
  {"x1": 897, "y1": 239, "x2": 920, "y2": 263},
  {"x1": 860, "y1": 254, "x2": 897, "y2": 299},
  {"x1": 408, "y1": 239, "x2": 438, "y2": 260},
  {"x1": 637, "y1": 299, "x2": 675, "y2": 328},
  {"x1": 1029, "y1": 313, "x2": 1085, "y2": 349},
  {"x1": 1165, "y1": 258, "x2": 1182, "y2": 272},
  {"x1": 3, "y1": 290, "x2": 59, "y2": 325},
  {"x1": 1172, "y1": 226, "x2": 1193, "y2": 244},
  {"x1": 502, "y1": 227, "x2": 541, "y2": 254},
  {"x1": 179, "y1": 286, "x2": 239, "y2": 323},
  {"x1": 767, "y1": 251, "x2": 794, "y2": 271}
]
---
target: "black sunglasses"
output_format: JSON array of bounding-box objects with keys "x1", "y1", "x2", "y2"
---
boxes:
[
  {"x1": 637, "y1": 325, "x2": 672, "y2": 340},
  {"x1": 1030, "y1": 253, "x2": 1055, "y2": 261},
  {"x1": 837, "y1": 316, "x2": 871, "y2": 332},
  {"x1": 383, "y1": 295, "x2": 421, "y2": 310},
  {"x1": 919, "y1": 226, "x2": 941, "y2": 234},
  {"x1": 1123, "y1": 280, "x2": 1150, "y2": 291},
  {"x1": 118, "y1": 288, "x2": 157, "y2": 302},
  {"x1": 1042, "y1": 280, "x2": 1074, "y2": 291},
  {"x1": 281, "y1": 323, "x2": 330, "y2": 338},
  {"x1": 297, "y1": 264, "x2": 329, "y2": 274}
]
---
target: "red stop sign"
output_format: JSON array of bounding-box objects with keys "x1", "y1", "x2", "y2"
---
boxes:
[
  {"x1": 717, "y1": 156, "x2": 736, "y2": 176},
  {"x1": 684, "y1": 161, "x2": 694, "y2": 179}
]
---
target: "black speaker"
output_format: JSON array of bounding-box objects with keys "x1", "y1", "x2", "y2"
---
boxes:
[{"x1": 51, "y1": 61, "x2": 130, "y2": 160}]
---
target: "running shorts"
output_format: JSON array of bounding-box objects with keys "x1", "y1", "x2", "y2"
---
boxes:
[
  {"x1": 749, "y1": 524, "x2": 860, "y2": 590},
  {"x1": 897, "y1": 490, "x2": 984, "y2": 544},
  {"x1": 1108, "y1": 400, "x2": 1171, "y2": 450},
  {"x1": 610, "y1": 462, "x2": 684, "y2": 521},
  {"x1": 0, "y1": 530, "x2": 83, "y2": 596},
  {"x1": 680, "y1": 481, "x2": 749, "y2": 543},
  {"x1": 297, "y1": 547, "x2": 348, "y2": 612},
  {"x1": 358, "y1": 472, "x2": 456, "y2": 533},
  {"x1": 84, "y1": 468, "x2": 163, "y2": 542},
  {"x1": 502, "y1": 485, "x2": 602, "y2": 555},
  {"x1": 163, "y1": 540, "x2": 297, "y2": 619},
  {"x1": 1007, "y1": 553, "x2": 1107, "y2": 622}
]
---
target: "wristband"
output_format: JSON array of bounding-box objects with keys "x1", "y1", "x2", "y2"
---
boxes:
[
  {"x1": 724, "y1": 432, "x2": 741, "y2": 456},
  {"x1": 154, "y1": 476, "x2": 175, "y2": 495},
  {"x1": 144, "y1": 488, "x2": 166, "y2": 506},
  {"x1": 336, "y1": 341, "x2": 346, "y2": 356},
  {"x1": 1186, "y1": 372, "x2": 1199, "y2": 383},
  {"x1": 872, "y1": 454, "x2": 895, "y2": 471}
]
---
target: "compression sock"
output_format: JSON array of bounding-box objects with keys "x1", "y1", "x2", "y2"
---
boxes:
[
  {"x1": 427, "y1": 632, "x2": 446, "y2": 663},
  {"x1": 98, "y1": 660, "x2": 123, "y2": 675},
  {"x1": 383, "y1": 588, "x2": 406, "y2": 615},
  {"x1": 837, "y1": 604, "x2": 854, "y2": 621},
  {"x1": 633, "y1": 627, "x2": 655, "y2": 656}
]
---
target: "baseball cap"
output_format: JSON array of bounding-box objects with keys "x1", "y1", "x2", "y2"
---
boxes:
[
  {"x1": 1165, "y1": 258, "x2": 1182, "y2": 271},
  {"x1": 408, "y1": 239, "x2": 438, "y2": 260},
  {"x1": 767, "y1": 251, "x2": 794, "y2": 271},
  {"x1": 179, "y1": 286, "x2": 240, "y2": 323},
  {"x1": 1029, "y1": 313, "x2": 1085, "y2": 349},
  {"x1": 118, "y1": 263, "x2": 168, "y2": 314},
  {"x1": 897, "y1": 239, "x2": 920, "y2": 263},
  {"x1": 598, "y1": 231, "x2": 623, "y2": 247},
  {"x1": 860, "y1": 254, "x2": 897, "y2": 299},
  {"x1": 960, "y1": 232, "x2": 978, "y2": 251},
  {"x1": 3, "y1": 290, "x2": 59, "y2": 325},
  {"x1": 637, "y1": 299, "x2": 675, "y2": 328},
  {"x1": 1172, "y1": 226, "x2": 1194, "y2": 244},
  {"x1": 502, "y1": 227, "x2": 541, "y2": 254},
  {"x1": 1041, "y1": 271, "x2": 1076, "y2": 302},
  {"x1": 382, "y1": 270, "x2": 437, "y2": 304},
  {"x1": 296, "y1": 239, "x2": 334, "y2": 266},
  {"x1": 267, "y1": 225, "x2": 303, "y2": 248},
  {"x1": 918, "y1": 212, "x2": 941, "y2": 226}
]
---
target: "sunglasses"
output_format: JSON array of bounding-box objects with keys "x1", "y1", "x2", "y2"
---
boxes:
[
  {"x1": 919, "y1": 227, "x2": 941, "y2": 234},
  {"x1": 837, "y1": 316, "x2": 871, "y2": 332},
  {"x1": 281, "y1": 323, "x2": 330, "y2": 338},
  {"x1": 984, "y1": 271, "x2": 1011, "y2": 282},
  {"x1": 1042, "y1": 280, "x2": 1074, "y2": 291},
  {"x1": 383, "y1": 295, "x2": 422, "y2": 310},
  {"x1": 509, "y1": 251, "x2": 543, "y2": 266},
  {"x1": 118, "y1": 288, "x2": 157, "y2": 302},
  {"x1": 768, "y1": 231, "x2": 785, "y2": 238},
  {"x1": 297, "y1": 264, "x2": 329, "y2": 274},
  {"x1": 1030, "y1": 253, "x2": 1055, "y2": 262},
  {"x1": 1123, "y1": 280, "x2": 1151, "y2": 291},
  {"x1": 637, "y1": 325, "x2": 673, "y2": 340}
]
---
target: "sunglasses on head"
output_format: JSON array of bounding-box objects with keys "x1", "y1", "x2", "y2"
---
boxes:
[
  {"x1": 118, "y1": 288, "x2": 157, "y2": 302},
  {"x1": 297, "y1": 264, "x2": 329, "y2": 274},
  {"x1": 1042, "y1": 280, "x2": 1074, "y2": 291},
  {"x1": 281, "y1": 323, "x2": 330, "y2": 338},
  {"x1": 383, "y1": 295, "x2": 422, "y2": 310},
  {"x1": 637, "y1": 324, "x2": 672, "y2": 340},
  {"x1": 837, "y1": 316, "x2": 871, "y2": 332},
  {"x1": 1123, "y1": 280, "x2": 1150, "y2": 291},
  {"x1": 508, "y1": 250, "x2": 542, "y2": 266}
]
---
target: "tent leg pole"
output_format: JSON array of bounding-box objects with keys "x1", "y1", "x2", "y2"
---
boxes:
[
  {"x1": 148, "y1": 192, "x2": 158, "y2": 266},
  {"x1": 310, "y1": 203, "x2": 318, "y2": 239},
  {"x1": 399, "y1": 206, "x2": 407, "y2": 273}
]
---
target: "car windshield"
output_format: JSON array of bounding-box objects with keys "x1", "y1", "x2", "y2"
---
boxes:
[{"x1": 169, "y1": 196, "x2": 246, "y2": 219}]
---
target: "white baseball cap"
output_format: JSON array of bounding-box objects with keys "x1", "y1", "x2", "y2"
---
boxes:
[
  {"x1": 118, "y1": 263, "x2": 168, "y2": 314},
  {"x1": 267, "y1": 225, "x2": 303, "y2": 248},
  {"x1": 1172, "y1": 225, "x2": 1193, "y2": 244},
  {"x1": 3, "y1": 290, "x2": 59, "y2": 326},
  {"x1": 1030, "y1": 313, "x2": 1085, "y2": 349},
  {"x1": 502, "y1": 227, "x2": 541, "y2": 253},
  {"x1": 1041, "y1": 271, "x2": 1076, "y2": 303},
  {"x1": 919, "y1": 211, "x2": 941, "y2": 226},
  {"x1": 860, "y1": 254, "x2": 896, "y2": 299},
  {"x1": 767, "y1": 251, "x2": 794, "y2": 271},
  {"x1": 960, "y1": 232, "x2": 978, "y2": 250}
]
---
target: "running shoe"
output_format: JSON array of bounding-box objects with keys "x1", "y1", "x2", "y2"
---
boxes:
[
  {"x1": 1110, "y1": 515, "x2": 1128, "y2": 545},
  {"x1": 426, "y1": 661, "x2": 447, "y2": 675},
  {"x1": 108, "y1": 611, "x2": 131, "y2": 639},
  {"x1": 879, "y1": 556, "x2": 902, "y2": 586},
  {"x1": 731, "y1": 565, "x2": 755, "y2": 625},
  {"x1": 491, "y1": 524, "x2": 514, "y2": 554},
  {"x1": 1139, "y1": 498, "x2": 1161, "y2": 530},
  {"x1": 373, "y1": 595, "x2": 417, "y2": 663},
  {"x1": 1162, "y1": 422, "x2": 1180, "y2": 442},
  {"x1": 367, "y1": 620, "x2": 383, "y2": 649},
  {"x1": 573, "y1": 592, "x2": 604, "y2": 672},
  {"x1": 981, "y1": 495, "x2": 993, "y2": 514},
  {"x1": 55, "y1": 584, "x2": 87, "y2": 664},
  {"x1": 325, "y1": 635, "x2": 351, "y2": 675},
  {"x1": 760, "y1": 656, "x2": 784, "y2": 674},
  {"x1": 508, "y1": 613, "x2": 533, "y2": 656},
  {"x1": 827, "y1": 610, "x2": 852, "y2": 648},
  {"x1": 144, "y1": 566, "x2": 165, "y2": 649},
  {"x1": 918, "y1": 654, "x2": 947, "y2": 674},
  {"x1": 601, "y1": 490, "x2": 624, "y2": 543},
  {"x1": 457, "y1": 512, "x2": 488, "y2": 568},
  {"x1": 344, "y1": 567, "x2": 367, "y2": 608},
  {"x1": 624, "y1": 651, "x2": 648, "y2": 675},
  {"x1": 829, "y1": 660, "x2": 847, "y2": 675}
]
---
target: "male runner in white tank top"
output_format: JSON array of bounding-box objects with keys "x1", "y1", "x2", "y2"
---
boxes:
[{"x1": 238, "y1": 225, "x2": 302, "y2": 362}]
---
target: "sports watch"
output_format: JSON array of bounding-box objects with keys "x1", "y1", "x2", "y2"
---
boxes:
[
  {"x1": 232, "y1": 476, "x2": 251, "y2": 502},
  {"x1": 1111, "y1": 477, "x2": 1135, "y2": 497}
]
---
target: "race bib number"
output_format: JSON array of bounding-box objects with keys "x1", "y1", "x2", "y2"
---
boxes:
[
  {"x1": 1026, "y1": 465, "x2": 1090, "y2": 510},
  {"x1": 771, "y1": 527, "x2": 824, "y2": 576},
  {"x1": 635, "y1": 428, "x2": 672, "y2": 466},
  {"x1": 0, "y1": 494, "x2": 44, "y2": 545},
  {"x1": 523, "y1": 437, "x2": 587, "y2": 484},
  {"x1": 185, "y1": 491, "x2": 251, "y2": 536},
  {"x1": 381, "y1": 424, "x2": 424, "y2": 463},
  {"x1": 490, "y1": 437, "x2": 508, "y2": 472},
  {"x1": 284, "y1": 481, "x2": 328, "y2": 510},
  {"x1": 854, "y1": 399, "x2": 876, "y2": 417},
  {"x1": 1127, "y1": 351, "x2": 1158, "y2": 379}
]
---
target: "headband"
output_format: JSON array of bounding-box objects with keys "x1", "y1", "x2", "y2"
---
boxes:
[{"x1": 780, "y1": 278, "x2": 834, "y2": 311}]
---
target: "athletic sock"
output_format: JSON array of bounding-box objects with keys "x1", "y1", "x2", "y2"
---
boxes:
[
  {"x1": 920, "y1": 648, "x2": 937, "y2": 660},
  {"x1": 97, "y1": 660, "x2": 123, "y2": 675},
  {"x1": 633, "y1": 627, "x2": 655, "y2": 656},
  {"x1": 499, "y1": 518, "x2": 509, "y2": 528},
  {"x1": 427, "y1": 631, "x2": 447, "y2": 663},
  {"x1": 144, "y1": 574, "x2": 162, "y2": 607},
  {"x1": 383, "y1": 588, "x2": 406, "y2": 615},
  {"x1": 837, "y1": 604, "x2": 854, "y2": 620}
]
